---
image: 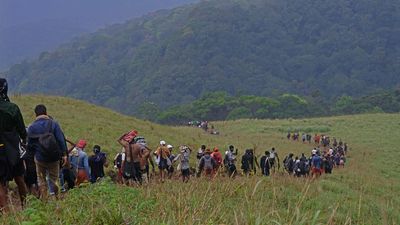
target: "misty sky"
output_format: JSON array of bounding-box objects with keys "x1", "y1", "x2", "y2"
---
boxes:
[{"x1": 0, "y1": 0, "x2": 197, "y2": 29}]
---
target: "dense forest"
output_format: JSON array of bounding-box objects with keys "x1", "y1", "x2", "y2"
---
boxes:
[
  {"x1": 3, "y1": 0, "x2": 399, "y2": 117},
  {"x1": 151, "y1": 89, "x2": 400, "y2": 124}
]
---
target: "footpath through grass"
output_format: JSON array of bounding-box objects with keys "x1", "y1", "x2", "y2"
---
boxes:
[{"x1": 0, "y1": 95, "x2": 398, "y2": 224}]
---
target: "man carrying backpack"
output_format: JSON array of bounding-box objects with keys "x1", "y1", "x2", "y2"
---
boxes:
[
  {"x1": 88, "y1": 145, "x2": 108, "y2": 183},
  {"x1": 311, "y1": 151, "x2": 323, "y2": 178},
  {"x1": 283, "y1": 153, "x2": 294, "y2": 174},
  {"x1": 0, "y1": 78, "x2": 28, "y2": 211},
  {"x1": 211, "y1": 147, "x2": 223, "y2": 173},
  {"x1": 198, "y1": 149, "x2": 217, "y2": 179},
  {"x1": 27, "y1": 104, "x2": 68, "y2": 200},
  {"x1": 69, "y1": 140, "x2": 90, "y2": 186},
  {"x1": 241, "y1": 149, "x2": 259, "y2": 176},
  {"x1": 299, "y1": 153, "x2": 310, "y2": 176}
]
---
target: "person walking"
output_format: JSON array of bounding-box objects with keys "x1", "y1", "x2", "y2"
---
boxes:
[
  {"x1": 69, "y1": 140, "x2": 90, "y2": 186},
  {"x1": 27, "y1": 104, "x2": 68, "y2": 200},
  {"x1": 0, "y1": 78, "x2": 28, "y2": 211},
  {"x1": 88, "y1": 145, "x2": 108, "y2": 183}
]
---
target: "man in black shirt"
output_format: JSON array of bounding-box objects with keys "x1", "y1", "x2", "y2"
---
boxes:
[
  {"x1": 88, "y1": 145, "x2": 108, "y2": 183},
  {"x1": 0, "y1": 78, "x2": 28, "y2": 211}
]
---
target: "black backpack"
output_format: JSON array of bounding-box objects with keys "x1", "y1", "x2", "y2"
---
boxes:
[{"x1": 30, "y1": 120, "x2": 62, "y2": 162}]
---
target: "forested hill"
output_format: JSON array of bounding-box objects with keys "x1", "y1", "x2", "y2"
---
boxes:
[{"x1": 4, "y1": 0, "x2": 400, "y2": 116}]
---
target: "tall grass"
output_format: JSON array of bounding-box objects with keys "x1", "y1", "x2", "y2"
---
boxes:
[{"x1": 0, "y1": 95, "x2": 398, "y2": 224}]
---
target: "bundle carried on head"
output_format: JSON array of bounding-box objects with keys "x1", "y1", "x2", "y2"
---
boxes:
[{"x1": 122, "y1": 130, "x2": 138, "y2": 143}]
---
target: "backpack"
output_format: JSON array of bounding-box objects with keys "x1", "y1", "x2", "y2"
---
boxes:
[
  {"x1": 283, "y1": 156, "x2": 288, "y2": 169},
  {"x1": 30, "y1": 120, "x2": 62, "y2": 162},
  {"x1": 181, "y1": 152, "x2": 190, "y2": 163},
  {"x1": 204, "y1": 156, "x2": 213, "y2": 170},
  {"x1": 285, "y1": 157, "x2": 293, "y2": 171},
  {"x1": 212, "y1": 153, "x2": 222, "y2": 166},
  {"x1": 270, "y1": 152, "x2": 275, "y2": 159},
  {"x1": 299, "y1": 160, "x2": 305, "y2": 172}
]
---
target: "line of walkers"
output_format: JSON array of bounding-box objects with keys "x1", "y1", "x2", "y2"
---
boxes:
[
  {"x1": 287, "y1": 132, "x2": 349, "y2": 150},
  {"x1": 0, "y1": 77, "x2": 350, "y2": 212},
  {"x1": 113, "y1": 130, "x2": 348, "y2": 187},
  {"x1": 0, "y1": 78, "x2": 109, "y2": 212}
]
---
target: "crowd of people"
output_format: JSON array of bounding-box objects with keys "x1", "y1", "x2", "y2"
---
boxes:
[
  {"x1": 0, "y1": 78, "x2": 110, "y2": 212},
  {"x1": 187, "y1": 120, "x2": 219, "y2": 135},
  {"x1": 283, "y1": 132, "x2": 348, "y2": 177},
  {"x1": 0, "y1": 77, "x2": 349, "y2": 213},
  {"x1": 111, "y1": 131, "x2": 348, "y2": 188}
]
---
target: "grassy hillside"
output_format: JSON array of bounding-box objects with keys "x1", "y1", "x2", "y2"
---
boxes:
[{"x1": 2, "y1": 95, "x2": 399, "y2": 224}]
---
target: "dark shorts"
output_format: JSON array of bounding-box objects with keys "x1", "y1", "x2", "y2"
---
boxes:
[
  {"x1": 269, "y1": 158, "x2": 276, "y2": 166},
  {"x1": 158, "y1": 158, "x2": 168, "y2": 170},
  {"x1": 263, "y1": 167, "x2": 270, "y2": 176},
  {"x1": 181, "y1": 168, "x2": 190, "y2": 177},
  {"x1": 0, "y1": 153, "x2": 25, "y2": 185},
  {"x1": 24, "y1": 159, "x2": 38, "y2": 186},
  {"x1": 123, "y1": 161, "x2": 142, "y2": 182},
  {"x1": 228, "y1": 164, "x2": 236, "y2": 173},
  {"x1": 168, "y1": 165, "x2": 174, "y2": 174},
  {"x1": 123, "y1": 161, "x2": 136, "y2": 179}
]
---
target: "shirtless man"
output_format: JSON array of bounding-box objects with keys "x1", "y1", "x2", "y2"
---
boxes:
[
  {"x1": 135, "y1": 137, "x2": 154, "y2": 185},
  {"x1": 117, "y1": 134, "x2": 143, "y2": 186}
]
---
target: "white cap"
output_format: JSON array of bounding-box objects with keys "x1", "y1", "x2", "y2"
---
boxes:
[
  {"x1": 160, "y1": 140, "x2": 166, "y2": 145},
  {"x1": 312, "y1": 149, "x2": 317, "y2": 154},
  {"x1": 167, "y1": 144, "x2": 173, "y2": 149}
]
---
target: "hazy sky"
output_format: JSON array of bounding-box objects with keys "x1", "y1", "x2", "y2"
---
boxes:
[
  {"x1": 0, "y1": 0, "x2": 198, "y2": 69},
  {"x1": 0, "y1": 0, "x2": 197, "y2": 29}
]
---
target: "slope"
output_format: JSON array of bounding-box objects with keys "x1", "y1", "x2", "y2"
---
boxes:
[
  {"x1": 1, "y1": 95, "x2": 399, "y2": 224},
  {"x1": 4, "y1": 0, "x2": 400, "y2": 116}
]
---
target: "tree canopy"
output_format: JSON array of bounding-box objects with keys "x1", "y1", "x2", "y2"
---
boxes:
[{"x1": 3, "y1": 0, "x2": 399, "y2": 118}]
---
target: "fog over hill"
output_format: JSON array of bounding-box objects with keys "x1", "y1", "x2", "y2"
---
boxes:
[
  {"x1": 0, "y1": 0, "x2": 198, "y2": 69},
  {"x1": 4, "y1": 0, "x2": 399, "y2": 118}
]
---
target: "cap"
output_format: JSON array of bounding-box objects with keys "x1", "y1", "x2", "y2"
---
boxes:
[{"x1": 76, "y1": 139, "x2": 87, "y2": 149}]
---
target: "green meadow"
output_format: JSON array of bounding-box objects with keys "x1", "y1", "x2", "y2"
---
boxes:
[{"x1": 1, "y1": 95, "x2": 399, "y2": 224}]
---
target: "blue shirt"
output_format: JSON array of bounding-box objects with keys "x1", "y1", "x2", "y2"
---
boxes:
[
  {"x1": 69, "y1": 149, "x2": 90, "y2": 177},
  {"x1": 312, "y1": 155, "x2": 322, "y2": 169},
  {"x1": 27, "y1": 117, "x2": 67, "y2": 162}
]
